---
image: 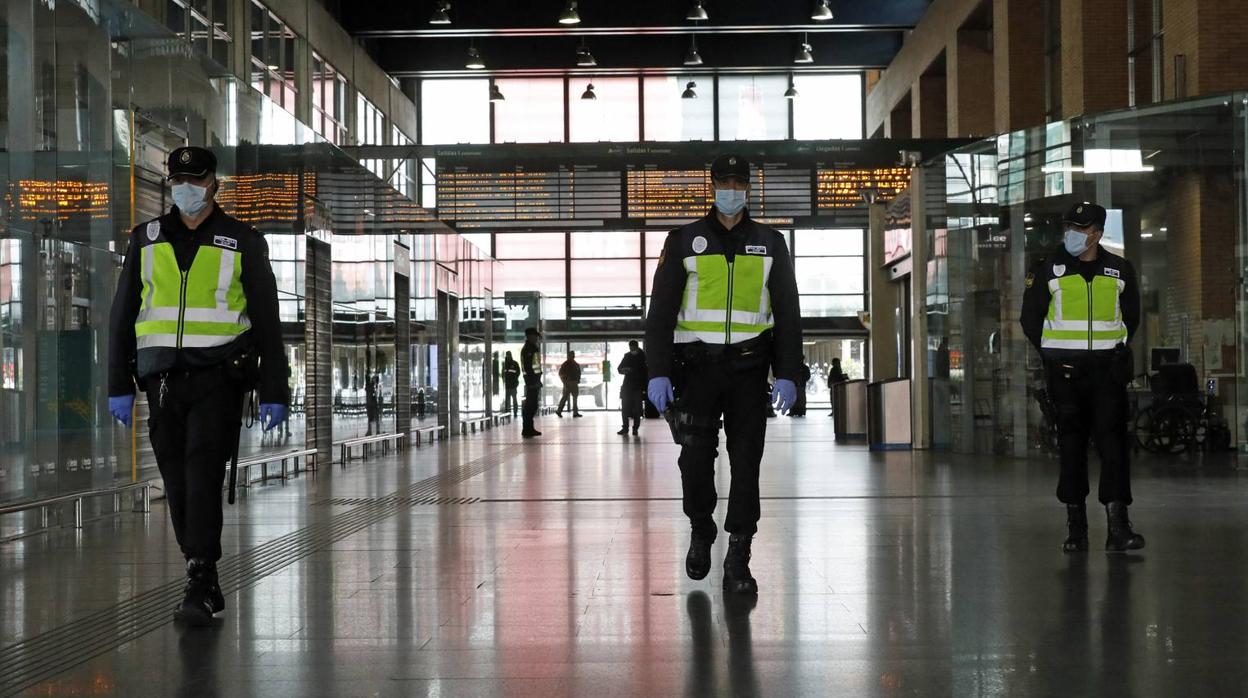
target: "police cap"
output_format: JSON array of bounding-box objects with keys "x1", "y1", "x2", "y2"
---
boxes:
[
  {"x1": 710, "y1": 154, "x2": 750, "y2": 183},
  {"x1": 1063, "y1": 201, "x2": 1107, "y2": 229},
  {"x1": 167, "y1": 146, "x2": 217, "y2": 179}
]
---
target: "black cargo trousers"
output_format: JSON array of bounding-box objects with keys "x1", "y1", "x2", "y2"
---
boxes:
[
  {"x1": 1047, "y1": 350, "x2": 1133, "y2": 505},
  {"x1": 672, "y1": 341, "x2": 772, "y2": 541},
  {"x1": 145, "y1": 364, "x2": 246, "y2": 562}
]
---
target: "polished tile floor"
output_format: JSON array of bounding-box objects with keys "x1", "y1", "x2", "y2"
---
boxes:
[{"x1": 3, "y1": 414, "x2": 1248, "y2": 697}]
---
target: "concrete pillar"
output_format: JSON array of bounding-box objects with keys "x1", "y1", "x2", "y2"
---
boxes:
[
  {"x1": 1060, "y1": 0, "x2": 1130, "y2": 119},
  {"x1": 912, "y1": 70, "x2": 948, "y2": 139},
  {"x1": 947, "y1": 27, "x2": 995, "y2": 137},
  {"x1": 886, "y1": 96, "x2": 912, "y2": 139},
  {"x1": 993, "y1": 0, "x2": 1046, "y2": 133},
  {"x1": 867, "y1": 203, "x2": 898, "y2": 383}
]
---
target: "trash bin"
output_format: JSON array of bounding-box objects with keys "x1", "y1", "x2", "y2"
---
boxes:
[
  {"x1": 868, "y1": 378, "x2": 912, "y2": 451},
  {"x1": 832, "y1": 379, "x2": 868, "y2": 443}
]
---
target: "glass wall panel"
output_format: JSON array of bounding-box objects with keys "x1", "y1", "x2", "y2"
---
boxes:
[
  {"x1": 421, "y1": 79, "x2": 490, "y2": 144},
  {"x1": 494, "y1": 260, "x2": 566, "y2": 297},
  {"x1": 570, "y1": 259, "x2": 641, "y2": 296},
  {"x1": 643, "y1": 76, "x2": 713, "y2": 141},
  {"x1": 717, "y1": 75, "x2": 789, "y2": 141},
  {"x1": 569, "y1": 78, "x2": 640, "y2": 142},
  {"x1": 493, "y1": 78, "x2": 565, "y2": 143},
  {"x1": 795, "y1": 257, "x2": 864, "y2": 294},
  {"x1": 571, "y1": 231, "x2": 640, "y2": 258},
  {"x1": 794, "y1": 228, "x2": 864, "y2": 257},
  {"x1": 792, "y1": 74, "x2": 863, "y2": 139},
  {"x1": 495, "y1": 232, "x2": 565, "y2": 259}
]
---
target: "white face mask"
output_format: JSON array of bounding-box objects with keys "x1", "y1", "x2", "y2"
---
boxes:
[
  {"x1": 171, "y1": 181, "x2": 210, "y2": 216},
  {"x1": 714, "y1": 188, "x2": 748, "y2": 216}
]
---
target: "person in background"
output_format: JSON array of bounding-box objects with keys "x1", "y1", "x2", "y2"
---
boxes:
[
  {"x1": 521, "y1": 328, "x2": 543, "y2": 438},
  {"x1": 502, "y1": 351, "x2": 521, "y2": 417},
  {"x1": 617, "y1": 340, "x2": 648, "y2": 436},
  {"x1": 557, "y1": 351, "x2": 583, "y2": 418},
  {"x1": 790, "y1": 357, "x2": 812, "y2": 417}
]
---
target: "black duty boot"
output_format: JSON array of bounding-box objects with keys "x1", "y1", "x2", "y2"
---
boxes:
[
  {"x1": 1105, "y1": 502, "x2": 1146, "y2": 552},
  {"x1": 1063, "y1": 503, "x2": 1089, "y2": 553},
  {"x1": 722, "y1": 534, "x2": 758, "y2": 594},
  {"x1": 617, "y1": 427, "x2": 629, "y2": 436},
  {"x1": 686, "y1": 532, "x2": 713, "y2": 580},
  {"x1": 177, "y1": 558, "x2": 222, "y2": 626}
]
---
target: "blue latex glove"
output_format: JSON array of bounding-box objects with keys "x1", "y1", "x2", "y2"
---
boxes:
[
  {"x1": 259, "y1": 403, "x2": 288, "y2": 432},
  {"x1": 771, "y1": 379, "x2": 798, "y2": 413},
  {"x1": 109, "y1": 395, "x2": 135, "y2": 427},
  {"x1": 648, "y1": 377, "x2": 675, "y2": 413}
]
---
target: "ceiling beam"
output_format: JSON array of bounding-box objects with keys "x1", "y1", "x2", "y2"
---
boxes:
[{"x1": 352, "y1": 24, "x2": 915, "y2": 39}]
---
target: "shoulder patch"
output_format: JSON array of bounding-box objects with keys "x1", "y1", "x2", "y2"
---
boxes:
[
  {"x1": 1025, "y1": 272, "x2": 1035, "y2": 288},
  {"x1": 1104, "y1": 267, "x2": 1121, "y2": 279},
  {"x1": 692, "y1": 235, "x2": 708, "y2": 254},
  {"x1": 145, "y1": 220, "x2": 161, "y2": 241},
  {"x1": 1052, "y1": 263, "x2": 1066, "y2": 277},
  {"x1": 745, "y1": 245, "x2": 767, "y2": 255},
  {"x1": 213, "y1": 235, "x2": 239, "y2": 250}
]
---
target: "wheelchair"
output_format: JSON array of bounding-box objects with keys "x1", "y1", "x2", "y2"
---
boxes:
[{"x1": 1132, "y1": 363, "x2": 1230, "y2": 454}]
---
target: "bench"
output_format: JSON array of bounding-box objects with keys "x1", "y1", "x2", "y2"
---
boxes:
[
  {"x1": 460, "y1": 417, "x2": 491, "y2": 435},
  {"x1": 0, "y1": 481, "x2": 153, "y2": 542},
  {"x1": 234, "y1": 447, "x2": 318, "y2": 488},
  {"x1": 492, "y1": 413, "x2": 513, "y2": 427},
  {"x1": 414, "y1": 424, "x2": 446, "y2": 446},
  {"x1": 335, "y1": 432, "x2": 407, "y2": 463}
]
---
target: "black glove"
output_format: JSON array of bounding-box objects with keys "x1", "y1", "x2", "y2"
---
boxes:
[{"x1": 1110, "y1": 343, "x2": 1134, "y2": 386}]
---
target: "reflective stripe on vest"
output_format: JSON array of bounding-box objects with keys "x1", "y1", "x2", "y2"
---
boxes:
[
  {"x1": 134, "y1": 242, "x2": 250, "y2": 351},
  {"x1": 674, "y1": 253, "x2": 774, "y2": 345},
  {"x1": 1040, "y1": 273, "x2": 1126, "y2": 350}
]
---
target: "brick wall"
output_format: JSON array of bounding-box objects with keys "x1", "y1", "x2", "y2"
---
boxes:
[
  {"x1": 948, "y1": 28, "x2": 995, "y2": 136},
  {"x1": 1061, "y1": 0, "x2": 1130, "y2": 118}
]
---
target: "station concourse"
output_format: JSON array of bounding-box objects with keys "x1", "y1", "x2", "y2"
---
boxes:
[{"x1": 4, "y1": 0, "x2": 1248, "y2": 695}]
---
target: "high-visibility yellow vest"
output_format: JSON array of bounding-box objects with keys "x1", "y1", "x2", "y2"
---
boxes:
[
  {"x1": 1040, "y1": 273, "x2": 1127, "y2": 350},
  {"x1": 134, "y1": 220, "x2": 251, "y2": 353},
  {"x1": 674, "y1": 253, "x2": 774, "y2": 345}
]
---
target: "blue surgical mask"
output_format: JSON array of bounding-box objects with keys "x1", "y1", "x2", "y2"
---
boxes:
[
  {"x1": 1063, "y1": 229, "x2": 1090, "y2": 256},
  {"x1": 171, "y1": 182, "x2": 210, "y2": 216},
  {"x1": 714, "y1": 188, "x2": 747, "y2": 216}
]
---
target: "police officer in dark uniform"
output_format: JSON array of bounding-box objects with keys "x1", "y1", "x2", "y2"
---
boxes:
[
  {"x1": 502, "y1": 351, "x2": 521, "y2": 417},
  {"x1": 520, "y1": 327, "x2": 543, "y2": 438},
  {"x1": 645, "y1": 153, "x2": 803, "y2": 594},
  {"x1": 1020, "y1": 201, "x2": 1145, "y2": 553},
  {"x1": 107, "y1": 146, "x2": 289, "y2": 625}
]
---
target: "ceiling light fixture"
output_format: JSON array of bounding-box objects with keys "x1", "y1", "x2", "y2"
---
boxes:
[
  {"x1": 581, "y1": 82, "x2": 596, "y2": 100},
  {"x1": 684, "y1": 35, "x2": 703, "y2": 66},
  {"x1": 682, "y1": 81, "x2": 698, "y2": 99},
  {"x1": 559, "y1": 0, "x2": 581, "y2": 25},
  {"x1": 686, "y1": 0, "x2": 708, "y2": 21},
  {"x1": 429, "y1": 1, "x2": 451, "y2": 24},
  {"x1": 576, "y1": 40, "x2": 597, "y2": 67},
  {"x1": 811, "y1": 0, "x2": 833, "y2": 21},
  {"x1": 785, "y1": 82, "x2": 798, "y2": 99},
  {"x1": 489, "y1": 83, "x2": 505, "y2": 102},
  {"x1": 794, "y1": 34, "x2": 814, "y2": 64},
  {"x1": 466, "y1": 43, "x2": 485, "y2": 69}
]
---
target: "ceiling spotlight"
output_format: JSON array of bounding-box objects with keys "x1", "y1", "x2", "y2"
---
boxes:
[
  {"x1": 684, "y1": 35, "x2": 703, "y2": 66},
  {"x1": 686, "y1": 1, "x2": 708, "y2": 21},
  {"x1": 466, "y1": 44, "x2": 485, "y2": 69},
  {"x1": 811, "y1": 0, "x2": 833, "y2": 21},
  {"x1": 785, "y1": 83, "x2": 798, "y2": 99},
  {"x1": 581, "y1": 82, "x2": 596, "y2": 100},
  {"x1": 794, "y1": 34, "x2": 814, "y2": 64},
  {"x1": 489, "y1": 83, "x2": 505, "y2": 102},
  {"x1": 429, "y1": 1, "x2": 451, "y2": 24},
  {"x1": 559, "y1": 0, "x2": 581, "y2": 25},
  {"x1": 682, "y1": 81, "x2": 698, "y2": 99},
  {"x1": 576, "y1": 41, "x2": 597, "y2": 67}
]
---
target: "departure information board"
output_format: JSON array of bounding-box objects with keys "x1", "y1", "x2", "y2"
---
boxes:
[{"x1": 436, "y1": 166, "x2": 621, "y2": 227}]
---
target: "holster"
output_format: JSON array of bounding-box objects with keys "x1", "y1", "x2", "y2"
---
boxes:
[
  {"x1": 663, "y1": 399, "x2": 722, "y2": 448},
  {"x1": 226, "y1": 350, "x2": 261, "y2": 392}
]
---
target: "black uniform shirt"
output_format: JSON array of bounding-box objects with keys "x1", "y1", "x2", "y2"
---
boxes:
[
  {"x1": 503, "y1": 358, "x2": 521, "y2": 388},
  {"x1": 108, "y1": 205, "x2": 289, "y2": 404},
  {"x1": 644, "y1": 209, "x2": 803, "y2": 381},
  {"x1": 619, "y1": 350, "x2": 649, "y2": 390},
  {"x1": 1019, "y1": 244, "x2": 1140, "y2": 358}
]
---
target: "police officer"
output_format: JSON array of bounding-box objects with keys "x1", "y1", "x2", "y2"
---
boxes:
[
  {"x1": 107, "y1": 146, "x2": 289, "y2": 625},
  {"x1": 1020, "y1": 201, "x2": 1144, "y2": 553},
  {"x1": 645, "y1": 153, "x2": 802, "y2": 594},
  {"x1": 502, "y1": 351, "x2": 521, "y2": 417},
  {"x1": 520, "y1": 327, "x2": 543, "y2": 438}
]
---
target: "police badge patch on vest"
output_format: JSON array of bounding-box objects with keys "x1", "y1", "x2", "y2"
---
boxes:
[
  {"x1": 1104, "y1": 268, "x2": 1121, "y2": 278},
  {"x1": 213, "y1": 235, "x2": 239, "y2": 250},
  {"x1": 1052, "y1": 264, "x2": 1066, "y2": 276},
  {"x1": 692, "y1": 236, "x2": 708, "y2": 254},
  {"x1": 745, "y1": 245, "x2": 767, "y2": 255},
  {"x1": 146, "y1": 221, "x2": 161, "y2": 241}
]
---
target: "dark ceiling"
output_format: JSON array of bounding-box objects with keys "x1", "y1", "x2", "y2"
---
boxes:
[{"x1": 325, "y1": 0, "x2": 932, "y2": 78}]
